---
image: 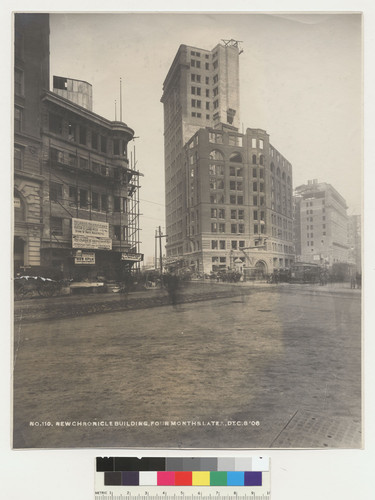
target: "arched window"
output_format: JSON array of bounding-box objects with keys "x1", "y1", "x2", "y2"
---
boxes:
[
  {"x1": 252, "y1": 154, "x2": 257, "y2": 165},
  {"x1": 276, "y1": 167, "x2": 281, "y2": 177},
  {"x1": 271, "y1": 162, "x2": 275, "y2": 173},
  {"x1": 260, "y1": 155, "x2": 264, "y2": 165},
  {"x1": 229, "y1": 152, "x2": 242, "y2": 163},
  {"x1": 209, "y1": 149, "x2": 224, "y2": 161}
]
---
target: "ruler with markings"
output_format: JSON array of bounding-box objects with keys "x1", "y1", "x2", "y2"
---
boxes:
[{"x1": 94, "y1": 491, "x2": 270, "y2": 500}]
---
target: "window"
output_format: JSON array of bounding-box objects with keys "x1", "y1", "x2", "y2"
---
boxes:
[
  {"x1": 68, "y1": 121, "x2": 76, "y2": 140},
  {"x1": 211, "y1": 208, "x2": 217, "y2": 218},
  {"x1": 114, "y1": 196, "x2": 121, "y2": 211},
  {"x1": 14, "y1": 146, "x2": 23, "y2": 170},
  {"x1": 14, "y1": 106, "x2": 23, "y2": 132},
  {"x1": 230, "y1": 181, "x2": 236, "y2": 190},
  {"x1": 238, "y1": 224, "x2": 244, "y2": 234},
  {"x1": 69, "y1": 186, "x2": 77, "y2": 201},
  {"x1": 51, "y1": 217, "x2": 63, "y2": 236},
  {"x1": 92, "y1": 192, "x2": 99, "y2": 210},
  {"x1": 79, "y1": 126, "x2": 87, "y2": 145},
  {"x1": 237, "y1": 182, "x2": 243, "y2": 191},
  {"x1": 219, "y1": 240, "x2": 226, "y2": 250},
  {"x1": 206, "y1": 89, "x2": 210, "y2": 97},
  {"x1": 253, "y1": 196, "x2": 258, "y2": 205},
  {"x1": 253, "y1": 210, "x2": 258, "y2": 220},
  {"x1": 238, "y1": 210, "x2": 244, "y2": 220},
  {"x1": 101, "y1": 136, "x2": 107, "y2": 153},
  {"x1": 79, "y1": 189, "x2": 88, "y2": 208},
  {"x1": 114, "y1": 225, "x2": 121, "y2": 240},
  {"x1": 253, "y1": 182, "x2": 258, "y2": 191},
  {"x1": 191, "y1": 59, "x2": 196, "y2": 67},
  {"x1": 231, "y1": 240, "x2": 237, "y2": 250},
  {"x1": 206, "y1": 114, "x2": 210, "y2": 120},
  {"x1": 230, "y1": 195, "x2": 236, "y2": 204},
  {"x1": 205, "y1": 63, "x2": 209, "y2": 70},
  {"x1": 196, "y1": 75, "x2": 201, "y2": 83},
  {"x1": 231, "y1": 224, "x2": 237, "y2": 234},
  {"x1": 211, "y1": 240, "x2": 218, "y2": 249},
  {"x1": 237, "y1": 196, "x2": 243, "y2": 205},
  {"x1": 191, "y1": 99, "x2": 196, "y2": 107},
  {"x1": 205, "y1": 77, "x2": 209, "y2": 84},
  {"x1": 251, "y1": 138, "x2": 257, "y2": 148},
  {"x1": 211, "y1": 223, "x2": 218, "y2": 233},
  {"x1": 213, "y1": 60, "x2": 218, "y2": 69},
  {"x1": 49, "y1": 113, "x2": 62, "y2": 134},
  {"x1": 15, "y1": 68, "x2": 24, "y2": 96},
  {"x1": 91, "y1": 132, "x2": 98, "y2": 149},
  {"x1": 209, "y1": 149, "x2": 224, "y2": 160},
  {"x1": 113, "y1": 139, "x2": 120, "y2": 155},
  {"x1": 259, "y1": 139, "x2": 264, "y2": 149},
  {"x1": 101, "y1": 194, "x2": 108, "y2": 211},
  {"x1": 213, "y1": 99, "x2": 219, "y2": 109},
  {"x1": 254, "y1": 224, "x2": 259, "y2": 234},
  {"x1": 219, "y1": 223, "x2": 225, "y2": 233},
  {"x1": 210, "y1": 194, "x2": 217, "y2": 204},
  {"x1": 231, "y1": 210, "x2": 236, "y2": 219},
  {"x1": 239, "y1": 241, "x2": 245, "y2": 248},
  {"x1": 79, "y1": 157, "x2": 89, "y2": 170},
  {"x1": 230, "y1": 152, "x2": 242, "y2": 163},
  {"x1": 206, "y1": 102, "x2": 210, "y2": 110},
  {"x1": 50, "y1": 182, "x2": 63, "y2": 202},
  {"x1": 191, "y1": 74, "x2": 196, "y2": 82}
]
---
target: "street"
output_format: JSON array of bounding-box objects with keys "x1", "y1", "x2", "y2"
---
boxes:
[{"x1": 13, "y1": 284, "x2": 361, "y2": 449}]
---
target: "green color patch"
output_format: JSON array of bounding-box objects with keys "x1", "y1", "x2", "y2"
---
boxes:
[{"x1": 210, "y1": 471, "x2": 227, "y2": 486}]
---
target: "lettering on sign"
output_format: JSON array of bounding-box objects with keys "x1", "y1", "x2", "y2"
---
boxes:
[
  {"x1": 75, "y1": 252, "x2": 95, "y2": 265},
  {"x1": 72, "y1": 235, "x2": 112, "y2": 250},
  {"x1": 72, "y1": 218, "x2": 109, "y2": 238},
  {"x1": 121, "y1": 252, "x2": 144, "y2": 262},
  {"x1": 14, "y1": 198, "x2": 21, "y2": 208}
]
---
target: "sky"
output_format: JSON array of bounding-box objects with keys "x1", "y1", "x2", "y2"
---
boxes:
[{"x1": 49, "y1": 13, "x2": 362, "y2": 261}]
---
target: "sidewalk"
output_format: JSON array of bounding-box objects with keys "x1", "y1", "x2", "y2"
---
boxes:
[{"x1": 13, "y1": 280, "x2": 360, "y2": 324}]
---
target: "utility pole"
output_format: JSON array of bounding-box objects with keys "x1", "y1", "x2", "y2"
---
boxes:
[{"x1": 155, "y1": 226, "x2": 167, "y2": 274}]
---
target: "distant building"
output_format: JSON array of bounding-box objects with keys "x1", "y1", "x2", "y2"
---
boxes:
[
  {"x1": 161, "y1": 40, "x2": 294, "y2": 276},
  {"x1": 14, "y1": 14, "x2": 142, "y2": 278},
  {"x1": 347, "y1": 214, "x2": 361, "y2": 272},
  {"x1": 294, "y1": 180, "x2": 349, "y2": 265}
]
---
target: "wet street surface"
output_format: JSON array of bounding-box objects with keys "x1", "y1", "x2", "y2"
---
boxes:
[{"x1": 13, "y1": 284, "x2": 361, "y2": 449}]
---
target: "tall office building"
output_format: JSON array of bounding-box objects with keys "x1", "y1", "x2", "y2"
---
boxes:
[
  {"x1": 161, "y1": 40, "x2": 294, "y2": 276},
  {"x1": 294, "y1": 180, "x2": 349, "y2": 265},
  {"x1": 161, "y1": 40, "x2": 241, "y2": 259}
]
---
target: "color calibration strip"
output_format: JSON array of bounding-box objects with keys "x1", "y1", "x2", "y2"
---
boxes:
[{"x1": 95, "y1": 457, "x2": 270, "y2": 498}]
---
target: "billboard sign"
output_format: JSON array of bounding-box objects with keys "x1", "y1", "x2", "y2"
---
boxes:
[
  {"x1": 72, "y1": 235, "x2": 112, "y2": 250},
  {"x1": 74, "y1": 252, "x2": 96, "y2": 265},
  {"x1": 72, "y1": 218, "x2": 109, "y2": 238},
  {"x1": 121, "y1": 252, "x2": 143, "y2": 262}
]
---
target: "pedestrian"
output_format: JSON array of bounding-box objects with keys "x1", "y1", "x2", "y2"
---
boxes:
[{"x1": 165, "y1": 272, "x2": 180, "y2": 308}]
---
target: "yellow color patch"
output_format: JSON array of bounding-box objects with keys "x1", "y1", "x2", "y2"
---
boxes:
[{"x1": 192, "y1": 471, "x2": 210, "y2": 486}]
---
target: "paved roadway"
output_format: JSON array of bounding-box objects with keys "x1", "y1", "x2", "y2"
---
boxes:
[{"x1": 13, "y1": 284, "x2": 361, "y2": 449}]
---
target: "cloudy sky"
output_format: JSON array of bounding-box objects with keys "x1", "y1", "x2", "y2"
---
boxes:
[{"x1": 49, "y1": 13, "x2": 362, "y2": 260}]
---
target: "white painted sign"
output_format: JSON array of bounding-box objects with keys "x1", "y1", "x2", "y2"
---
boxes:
[
  {"x1": 72, "y1": 235, "x2": 112, "y2": 250},
  {"x1": 74, "y1": 252, "x2": 95, "y2": 264},
  {"x1": 121, "y1": 252, "x2": 143, "y2": 262},
  {"x1": 72, "y1": 218, "x2": 109, "y2": 238}
]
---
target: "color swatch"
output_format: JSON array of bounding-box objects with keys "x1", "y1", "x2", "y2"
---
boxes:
[{"x1": 97, "y1": 457, "x2": 269, "y2": 487}]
